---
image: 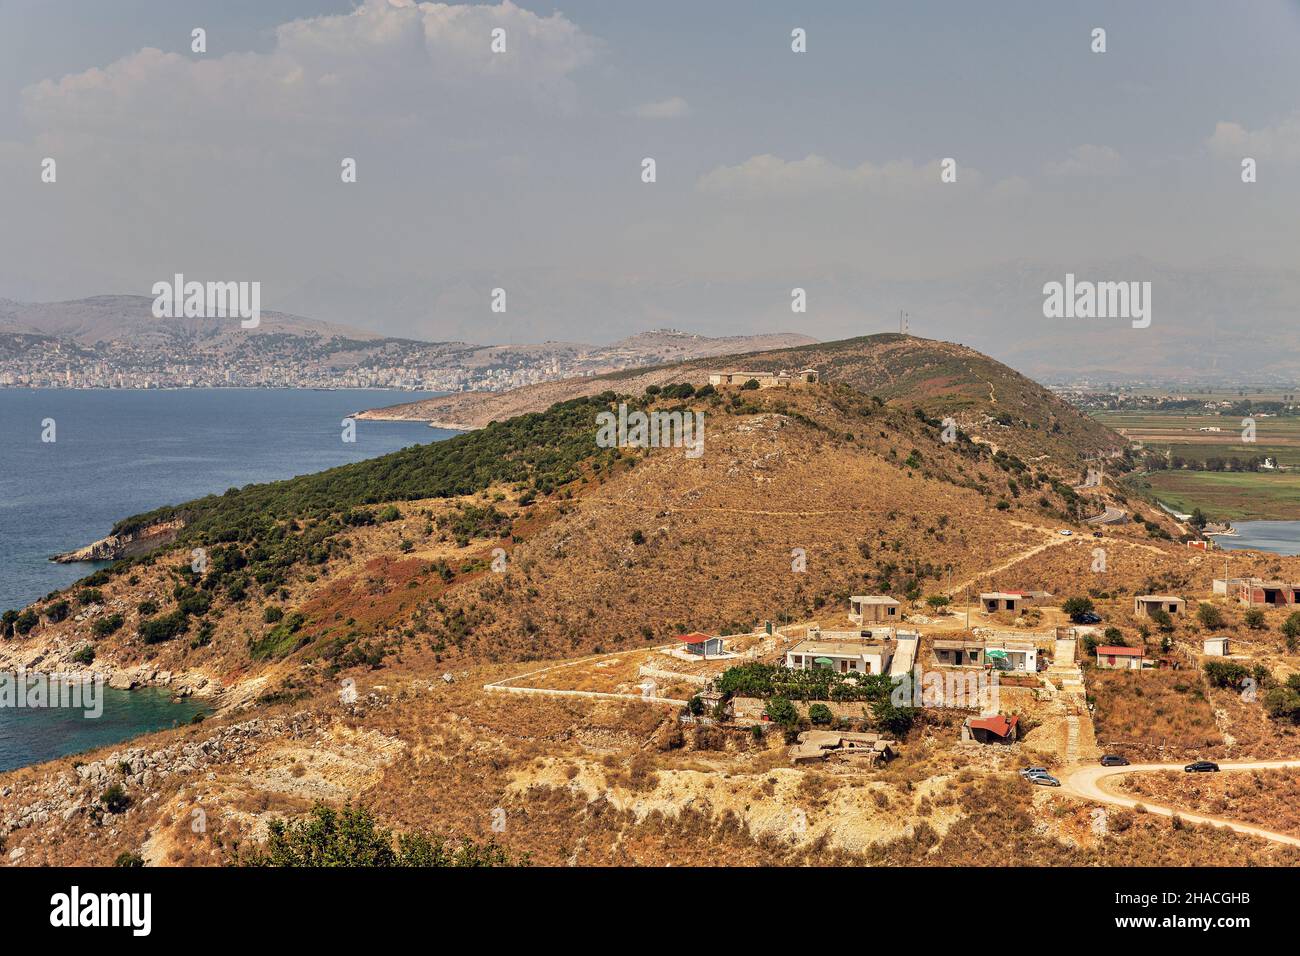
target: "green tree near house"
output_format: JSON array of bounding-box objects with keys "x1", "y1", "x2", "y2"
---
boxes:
[
  {"x1": 1061, "y1": 596, "x2": 1095, "y2": 623},
  {"x1": 1282, "y1": 612, "x2": 1300, "y2": 652},
  {"x1": 1196, "y1": 603, "x2": 1224, "y2": 630},
  {"x1": 808, "y1": 703, "x2": 833, "y2": 726},
  {"x1": 765, "y1": 696, "x2": 799, "y2": 729},
  {"x1": 871, "y1": 697, "x2": 916, "y2": 736},
  {"x1": 1148, "y1": 607, "x2": 1175, "y2": 633}
]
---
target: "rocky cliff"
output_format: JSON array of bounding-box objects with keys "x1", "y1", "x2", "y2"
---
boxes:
[{"x1": 51, "y1": 519, "x2": 185, "y2": 564}]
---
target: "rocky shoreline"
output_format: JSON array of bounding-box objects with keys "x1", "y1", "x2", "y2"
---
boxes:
[
  {"x1": 50, "y1": 519, "x2": 185, "y2": 564},
  {"x1": 0, "y1": 652, "x2": 223, "y2": 703}
]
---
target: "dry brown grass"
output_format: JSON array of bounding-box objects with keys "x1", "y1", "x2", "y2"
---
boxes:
[
  {"x1": 1091, "y1": 669, "x2": 1223, "y2": 759},
  {"x1": 1118, "y1": 768, "x2": 1300, "y2": 838}
]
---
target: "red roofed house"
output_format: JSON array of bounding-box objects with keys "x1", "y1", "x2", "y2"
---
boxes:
[
  {"x1": 962, "y1": 714, "x2": 1020, "y2": 745},
  {"x1": 1095, "y1": 645, "x2": 1145, "y2": 671},
  {"x1": 675, "y1": 632, "x2": 725, "y2": 657}
]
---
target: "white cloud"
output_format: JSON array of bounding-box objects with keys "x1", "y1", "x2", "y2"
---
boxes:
[
  {"x1": 1207, "y1": 113, "x2": 1300, "y2": 163},
  {"x1": 629, "y1": 96, "x2": 690, "y2": 119},
  {"x1": 19, "y1": 0, "x2": 599, "y2": 140},
  {"x1": 1044, "y1": 144, "x2": 1125, "y2": 178}
]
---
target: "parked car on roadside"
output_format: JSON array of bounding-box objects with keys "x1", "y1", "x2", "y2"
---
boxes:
[
  {"x1": 1019, "y1": 767, "x2": 1050, "y2": 777},
  {"x1": 1100, "y1": 755, "x2": 1130, "y2": 767},
  {"x1": 1078, "y1": 611, "x2": 1102, "y2": 624},
  {"x1": 1029, "y1": 774, "x2": 1061, "y2": 787},
  {"x1": 1184, "y1": 761, "x2": 1220, "y2": 773}
]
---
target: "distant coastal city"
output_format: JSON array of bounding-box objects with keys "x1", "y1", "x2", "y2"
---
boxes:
[{"x1": 0, "y1": 299, "x2": 817, "y2": 392}]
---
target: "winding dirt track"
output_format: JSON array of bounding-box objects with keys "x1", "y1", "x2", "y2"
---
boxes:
[{"x1": 1065, "y1": 761, "x2": 1300, "y2": 847}]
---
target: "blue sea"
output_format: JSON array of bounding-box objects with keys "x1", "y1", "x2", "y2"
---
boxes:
[
  {"x1": 0, "y1": 679, "x2": 210, "y2": 773},
  {"x1": 1213, "y1": 520, "x2": 1300, "y2": 556},
  {"x1": 0, "y1": 388, "x2": 452, "y2": 771},
  {"x1": 0, "y1": 388, "x2": 454, "y2": 613}
]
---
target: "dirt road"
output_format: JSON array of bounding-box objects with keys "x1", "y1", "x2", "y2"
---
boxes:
[{"x1": 1064, "y1": 760, "x2": 1300, "y2": 847}]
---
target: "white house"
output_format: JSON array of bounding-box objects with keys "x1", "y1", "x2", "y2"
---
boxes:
[
  {"x1": 786, "y1": 639, "x2": 894, "y2": 676},
  {"x1": 984, "y1": 638, "x2": 1039, "y2": 673},
  {"x1": 673, "y1": 632, "x2": 726, "y2": 657},
  {"x1": 1203, "y1": 636, "x2": 1230, "y2": 657}
]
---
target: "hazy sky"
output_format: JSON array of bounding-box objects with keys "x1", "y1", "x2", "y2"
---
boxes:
[{"x1": 2, "y1": 0, "x2": 1298, "y2": 368}]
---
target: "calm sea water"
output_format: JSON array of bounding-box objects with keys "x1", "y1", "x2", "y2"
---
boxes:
[
  {"x1": 0, "y1": 388, "x2": 453, "y2": 613},
  {"x1": 0, "y1": 679, "x2": 209, "y2": 773},
  {"x1": 1214, "y1": 520, "x2": 1300, "y2": 556},
  {"x1": 0, "y1": 388, "x2": 452, "y2": 771}
]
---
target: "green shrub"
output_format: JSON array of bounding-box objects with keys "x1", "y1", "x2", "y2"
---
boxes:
[
  {"x1": 1203, "y1": 659, "x2": 1250, "y2": 689},
  {"x1": 808, "y1": 703, "x2": 833, "y2": 725},
  {"x1": 93, "y1": 613, "x2": 125, "y2": 637},
  {"x1": 1196, "y1": 603, "x2": 1224, "y2": 630},
  {"x1": 765, "y1": 696, "x2": 799, "y2": 728},
  {"x1": 100, "y1": 784, "x2": 130, "y2": 814},
  {"x1": 240, "y1": 803, "x2": 526, "y2": 867},
  {"x1": 138, "y1": 610, "x2": 189, "y2": 645}
]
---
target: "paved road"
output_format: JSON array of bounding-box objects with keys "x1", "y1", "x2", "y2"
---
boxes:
[
  {"x1": 1064, "y1": 760, "x2": 1300, "y2": 846},
  {"x1": 1085, "y1": 506, "x2": 1127, "y2": 525}
]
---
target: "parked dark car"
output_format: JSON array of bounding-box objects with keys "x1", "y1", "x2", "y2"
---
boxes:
[
  {"x1": 1078, "y1": 611, "x2": 1102, "y2": 625},
  {"x1": 1184, "y1": 761, "x2": 1220, "y2": 773},
  {"x1": 1100, "y1": 755, "x2": 1130, "y2": 766}
]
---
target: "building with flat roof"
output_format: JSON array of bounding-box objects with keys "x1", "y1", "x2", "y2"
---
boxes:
[
  {"x1": 786, "y1": 639, "x2": 894, "y2": 676},
  {"x1": 849, "y1": 595, "x2": 901, "y2": 624},
  {"x1": 1133, "y1": 595, "x2": 1184, "y2": 618},
  {"x1": 979, "y1": 590, "x2": 1051, "y2": 613}
]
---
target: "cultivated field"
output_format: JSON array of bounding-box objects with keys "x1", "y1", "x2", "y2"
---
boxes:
[
  {"x1": 1131, "y1": 470, "x2": 1300, "y2": 521},
  {"x1": 1094, "y1": 410, "x2": 1300, "y2": 519}
]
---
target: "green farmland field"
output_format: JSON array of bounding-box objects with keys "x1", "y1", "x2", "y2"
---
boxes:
[
  {"x1": 1094, "y1": 409, "x2": 1300, "y2": 520},
  {"x1": 1125, "y1": 470, "x2": 1300, "y2": 521}
]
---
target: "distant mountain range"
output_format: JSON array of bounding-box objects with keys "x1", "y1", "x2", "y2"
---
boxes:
[{"x1": 0, "y1": 295, "x2": 815, "y2": 392}]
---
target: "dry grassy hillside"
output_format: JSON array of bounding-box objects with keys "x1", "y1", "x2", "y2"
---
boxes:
[
  {"x1": 4, "y1": 383, "x2": 1082, "y2": 692},
  {"x1": 7, "y1": 379, "x2": 1300, "y2": 867},
  {"x1": 359, "y1": 334, "x2": 1122, "y2": 467},
  {"x1": 5, "y1": 658, "x2": 1299, "y2": 868}
]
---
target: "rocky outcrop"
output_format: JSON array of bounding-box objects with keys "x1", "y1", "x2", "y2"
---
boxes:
[{"x1": 50, "y1": 518, "x2": 185, "y2": 563}]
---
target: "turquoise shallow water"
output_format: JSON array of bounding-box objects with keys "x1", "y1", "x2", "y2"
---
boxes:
[{"x1": 0, "y1": 675, "x2": 209, "y2": 773}]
